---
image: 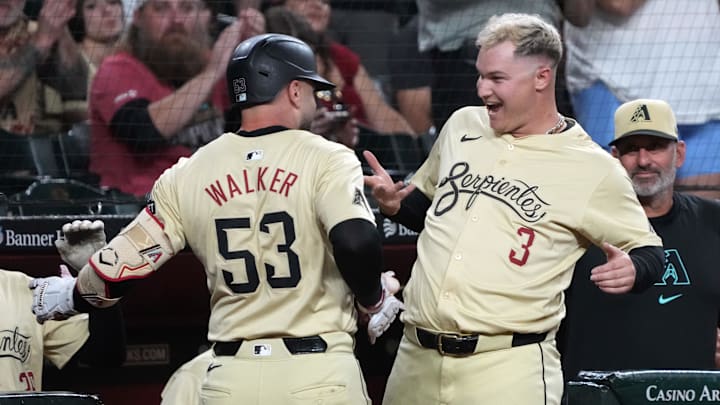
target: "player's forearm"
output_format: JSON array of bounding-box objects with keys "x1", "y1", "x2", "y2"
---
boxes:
[
  {"x1": 148, "y1": 69, "x2": 218, "y2": 138},
  {"x1": 329, "y1": 219, "x2": 384, "y2": 307},
  {"x1": 628, "y1": 245, "x2": 664, "y2": 293},
  {"x1": 385, "y1": 188, "x2": 430, "y2": 232},
  {"x1": 74, "y1": 303, "x2": 127, "y2": 367}
]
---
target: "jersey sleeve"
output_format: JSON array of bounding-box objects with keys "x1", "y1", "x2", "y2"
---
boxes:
[
  {"x1": 580, "y1": 164, "x2": 663, "y2": 250},
  {"x1": 410, "y1": 128, "x2": 442, "y2": 199},
  {"x1": 42, "y1": 314, "x2": 90, "y2": 369},
  {"x1": 315, "y1": 147, "x2": 375, "y2": 231},
  {"x1": 150, "y1": 161, "x2": 189, "y2": 253}
]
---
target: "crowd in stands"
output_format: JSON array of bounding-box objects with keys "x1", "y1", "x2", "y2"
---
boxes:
[{"x1": 2, "y1": 0, "x2": 719, "y2": 202}]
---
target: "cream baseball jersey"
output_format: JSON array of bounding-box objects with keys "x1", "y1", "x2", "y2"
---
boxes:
[
  {"x1": 403, "y1": 106, "x2": 662, "y2": 335},
  {"x1": 0, "y1": 270, "x2": 89, "y2": 391},
  {"x1": 150, "y1": 128, "x2": 375, "y2": 342}
]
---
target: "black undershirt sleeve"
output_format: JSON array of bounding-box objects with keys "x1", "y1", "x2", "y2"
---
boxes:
[
  {"x1": 629, "y1": 245, "x2": 665, "y2": 293},
  {"x1": 109, "y1": 99, "x2": 169, "y2": 153},
  {"x1": 70, "y1": 302, "x2": 127, "y2": 367},
  {"x1": 384, "y1": 188, "x2": 431, "y2": 232},
  {"x1": 329, "y1": 218, "x2": 383, "y2": 307}
]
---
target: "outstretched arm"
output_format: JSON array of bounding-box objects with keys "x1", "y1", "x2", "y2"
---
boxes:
[{"x1": 590, "y1": 242, "x2": 663, "y2": 294}]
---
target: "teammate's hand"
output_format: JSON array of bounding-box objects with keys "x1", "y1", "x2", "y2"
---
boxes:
[
  {"x1": 590, "y1": 242, "x2": 636, "y2": 294},
  {"x1": 359, "y1": 271, "x2": 405, "y2": 344},
  {"x1": 55, "y1": 220, "x2": 107, "y2": 271},
  {"x1": 29, "y1": 264, "x2": 79, "y2": 324},
  {"x1": 363, "y1": 150, "x2": 416, "y2": 216}
]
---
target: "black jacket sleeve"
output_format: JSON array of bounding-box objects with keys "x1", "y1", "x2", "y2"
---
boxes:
[
  {"x1": 385, "y1": 188, "x2": 431, "y2": 232},
  {"x1": 109, "y1": 99, "x2": 170, "y2": 153},
  {"x1": 629, "y1": 245, "x2": 665, "y2": 293},
  {"x1": 329, "y1": 218, "x2": 384, "y2": 307},
  {"x1": 70, "y1": 303, "x2": 127, "y2": 368}
]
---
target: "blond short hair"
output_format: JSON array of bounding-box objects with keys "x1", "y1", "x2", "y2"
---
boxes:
[{"x1": 475, "y1": 13, "x2": 562, "y2": 68}]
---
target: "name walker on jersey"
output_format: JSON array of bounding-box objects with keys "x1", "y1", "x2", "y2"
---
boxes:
[{"x1": 204, "y1": 166, "x2": 299, "y2": 206}]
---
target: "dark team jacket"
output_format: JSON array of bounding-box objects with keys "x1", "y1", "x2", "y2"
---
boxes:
[{"x1": 559, "y1": 192, "x2": 720, "y2": 381}]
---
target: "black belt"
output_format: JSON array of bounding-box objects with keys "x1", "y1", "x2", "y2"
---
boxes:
[
  {"x1": 415, "y1": 327, "x2": 547, "y2": 356},
  {"x1": 213, "y1": 336, "x2": 328, "y2": 356}
]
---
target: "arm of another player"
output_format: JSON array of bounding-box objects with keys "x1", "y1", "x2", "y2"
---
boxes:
[
  {"x1": 363, "y1": 150, "x2": 430, "y2": 232},
  {"x1": 589, "y1": 242, "x2": 664, "y2": 294}
]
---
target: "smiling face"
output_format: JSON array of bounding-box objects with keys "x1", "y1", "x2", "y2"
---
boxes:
[{"x1": 476, "y1": 41, "x2": 545, "y2": 135}]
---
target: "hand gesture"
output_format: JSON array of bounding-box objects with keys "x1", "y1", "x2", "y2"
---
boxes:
[
  {"x1": 238, "y1": 7, "x2": 265, "y2": 40},
  {"x1": 208, "y1": 20, "x2": 244, "y2": 82},
  {"x1": 55, "y1": 220, "x2": 107, "y2": 271},
  {"x1": 363, "y1": 150, "x2": 415, "y2": 216},
  {"x1": 35, "y1": 0, "x2": 76, "y2": 50},
  {"x1": 29, "y1": 264, "x2": 79, "y2": 323},
  {"x1": 590, "y1": 242, "x2": 636, "y2": 294}
]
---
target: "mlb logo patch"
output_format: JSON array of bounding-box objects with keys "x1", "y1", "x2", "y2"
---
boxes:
[
  {"x1": 246, "y1": 150, "x2": 264, "y2": 161},
  {"x1": 253, "y1": 344, "x2": 271, "y2": 356}
]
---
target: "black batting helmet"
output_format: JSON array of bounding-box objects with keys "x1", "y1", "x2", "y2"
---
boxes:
[{"x1": 226, "y1": 33, "x2": 335, "y2": 108}]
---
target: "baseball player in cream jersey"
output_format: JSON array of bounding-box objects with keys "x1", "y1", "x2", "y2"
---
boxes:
[
  {"x1": 29, "y1": 34, "x2": 403, "y2": 405},
  {"x1": 365, "y1": 14, "x2": 664, "y2": 405},
  {"x1": 2, "y1": 220, "x2": 124, "y2": 391}
]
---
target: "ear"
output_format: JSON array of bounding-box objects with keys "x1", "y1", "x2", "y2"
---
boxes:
[
  {"x1": 534, "y1": 65, "x2": 553, "y2": 91},
  {"x1": 610, "y1": 145, "x2": 620, "y2": 159},
  {"x1": 287, "y1": 80, "x2": 302, "y2": 109},
  {"x1": 675, "y1": 140, "x2": 687, "y2": 168}
]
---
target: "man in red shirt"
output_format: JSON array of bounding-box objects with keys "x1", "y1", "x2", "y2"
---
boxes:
[{"x1": 89, "y1": 0, "x2": 245, "y2": 197}]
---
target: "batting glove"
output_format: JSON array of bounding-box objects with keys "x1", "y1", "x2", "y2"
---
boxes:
[
  {"x1": 358, "y1": 271, "x2": 405, "y2": 344},
  {"x1": 29, "y1": 264, "x2": 79, "y2": 324},
  {"x1": 55, "y1": 220, "x2": 107, "y2": 271}
]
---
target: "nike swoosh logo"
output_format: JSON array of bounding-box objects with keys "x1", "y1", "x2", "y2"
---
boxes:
[
  {"x1": 460, "y1": 134, "x2": 482, "y2": 142},
  {"x1": 207, "y1": 364, "x2": 222, "y2": 372},
  {"x1": 658, "y1": 293, "x2": 683, "y2": 305}
]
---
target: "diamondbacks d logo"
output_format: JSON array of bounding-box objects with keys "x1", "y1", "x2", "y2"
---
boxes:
[{"x1": 630, "y1": 104, "x2": 651, "y2": 123}]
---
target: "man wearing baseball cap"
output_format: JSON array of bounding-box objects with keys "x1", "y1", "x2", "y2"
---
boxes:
[{"x1": 561, "y1": 98, "x2": 720, "y2": 383}]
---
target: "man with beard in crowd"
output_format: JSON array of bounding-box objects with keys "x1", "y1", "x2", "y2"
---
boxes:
[
  {"x1": 0, "y1": 0, "x2": 88, "y2": 135},
  {"x1": 88, "y1": 0, "x2": 246, "y2": 197}
]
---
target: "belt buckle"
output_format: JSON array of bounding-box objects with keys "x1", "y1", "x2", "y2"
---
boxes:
[{"x1": 436, "y1": 333, "x2": 462, "y2": 357}]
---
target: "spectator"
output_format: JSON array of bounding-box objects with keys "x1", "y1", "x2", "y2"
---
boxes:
[
  {"x1": 1, "y1": 220, "x2": 125, "y2": 391},
  {"x1": 387, "y1": 16, "x2": 434, "y2": 137},
  {"x1": 415, "y1": 0, "x2": 562, "y2": 130},
  {"x1": 560, "y1": 99, "x2": 720, "y2": 381},
  {"x1": 88, "y1": 0, "x2": 243, "y2": 197},
  {"x1": 563, "y1": 0, "x2": 720, "y2": 199},
  {"x1": 68, "y1": 0, "x2": 125, "y2": 75},
  {"x1": 0, "y1": 0, "x2": 89, "y2": 134},
  {"x1": 280, "y1": 0, "x2": 416, "y2": 137},
  {"x1": 264, "y1": 6, "x2": 359, "y2": 148}
]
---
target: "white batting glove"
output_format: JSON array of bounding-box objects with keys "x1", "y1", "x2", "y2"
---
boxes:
[
  {"x1": 29, "y1": 264, "x2": 79, "y2": 324},
  {"x1": 55, "y1": 220, "x2": 106, "y2": 271},
  {"x1": 359, "y1": 271, "x2": 405, "y2": 344}
]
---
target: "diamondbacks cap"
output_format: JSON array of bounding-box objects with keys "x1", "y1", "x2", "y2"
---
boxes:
[{"x1": 610, "y1": 99, "x2": 678, "y2": 146}]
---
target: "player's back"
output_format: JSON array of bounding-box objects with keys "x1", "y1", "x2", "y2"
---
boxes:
[{"x1": 152, "y1": 129, "x2": 370, "y2": 342}]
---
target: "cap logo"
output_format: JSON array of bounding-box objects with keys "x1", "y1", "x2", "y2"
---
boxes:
[{"x1": 630, "y1": 104, "x2": 651, "y2": 123}]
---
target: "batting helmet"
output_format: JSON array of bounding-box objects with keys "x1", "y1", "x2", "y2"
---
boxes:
[{"x1": 226, "y1": 33, "x2": 335, "y2": 108}]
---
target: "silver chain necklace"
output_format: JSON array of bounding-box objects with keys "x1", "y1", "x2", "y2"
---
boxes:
[{"x1": 546, "y1": 114, "x2": 565, "y2": 134}]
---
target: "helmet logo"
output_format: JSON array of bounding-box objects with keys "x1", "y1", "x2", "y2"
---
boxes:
[{"x1": 233, "y1": 78, "x2": 247, "y2": 102}]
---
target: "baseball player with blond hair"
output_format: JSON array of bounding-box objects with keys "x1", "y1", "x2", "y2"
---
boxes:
[
  {"x1": 1, "y1": 220, "x2": 124, "y2": 391},
  {"x1": 365, "y1": 13, "x2": 664, "y2": 404},
  {"x1": 29, "y1": 33, "x2": 402, "y2": 404}
]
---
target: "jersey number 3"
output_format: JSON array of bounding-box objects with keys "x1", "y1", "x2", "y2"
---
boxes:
[
  {"x1": 509, "y1": 226, "x2": 535, "y2": 266},
  {"x1": 216, "y1": 212, "x2": 301, "y2": 293}
]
